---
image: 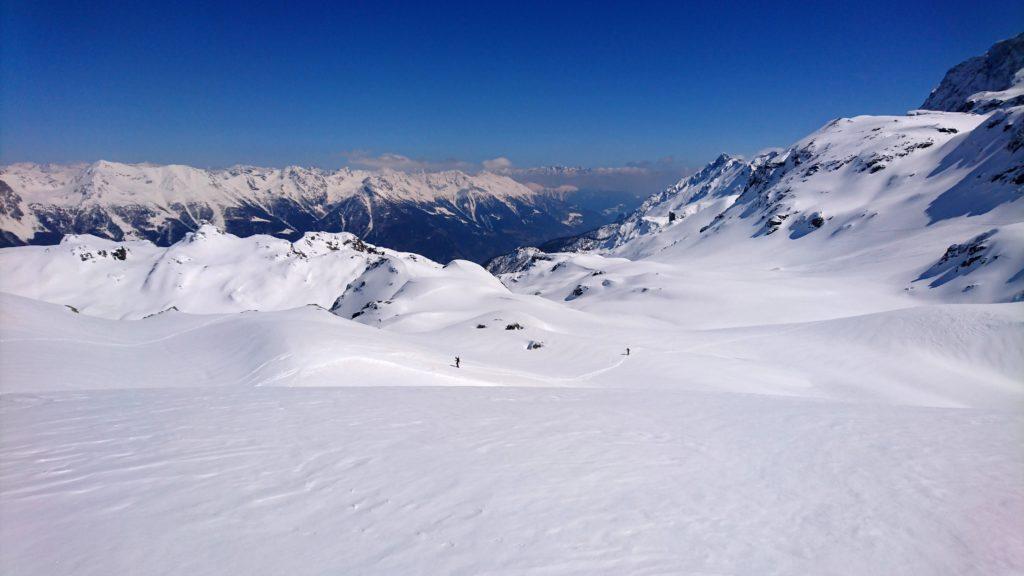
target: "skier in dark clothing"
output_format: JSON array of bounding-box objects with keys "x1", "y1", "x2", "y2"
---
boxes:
[
  {"x1": 455, "y1": 356, "x2": 461, "y2": 368},
  {"x1": 625, "y1": 348, "x2": 630, "y2": 356}
]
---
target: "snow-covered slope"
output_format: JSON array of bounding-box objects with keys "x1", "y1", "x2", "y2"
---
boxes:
[
  {"x1": 4, "y1": 280, "x2": 1022, "y2": 407},
  {"x1": 0, "y1": 162, "x2": 625, "y2": 263},
  {"x1": 492, "y1": 108, "x2": 1024, "y2": 306},
  {"x1": 2, "y1": 288, "x2": 1023, "y2": 574}
]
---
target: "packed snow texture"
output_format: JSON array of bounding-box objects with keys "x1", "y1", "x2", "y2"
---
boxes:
[{"x1": 2, "y1": 385, "x2": 1021, "y2": 576}]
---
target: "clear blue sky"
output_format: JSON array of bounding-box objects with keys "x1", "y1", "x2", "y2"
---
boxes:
[{"x1": 2, "y1": 0, "x2": 1021, "y2": 170}]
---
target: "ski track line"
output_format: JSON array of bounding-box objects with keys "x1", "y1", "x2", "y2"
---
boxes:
[
  {"x1": 259, "y1": 353, "x2": 633, "y2": 389},
  {"x1": 0, "y1": 315, "x2": 239, "y2": 348}
]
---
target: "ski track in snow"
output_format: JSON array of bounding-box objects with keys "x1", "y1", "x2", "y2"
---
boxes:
[{"x1": 424, "y1": 354, "x2": 631, "y2": 387}]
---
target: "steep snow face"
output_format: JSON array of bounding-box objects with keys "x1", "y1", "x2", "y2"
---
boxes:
[
  {"x1": 494, "y1": 106, "x2": 1024, "y2": 306},
  {"x1": 0, "y1": 162, "x2": 624, "y2": 263},
  {"x1": 922, "y1": 33, "x2": 1024, "y2": 113},
  {"x1": 0, "y1": 225, "x2": 441, "y2": 319}
]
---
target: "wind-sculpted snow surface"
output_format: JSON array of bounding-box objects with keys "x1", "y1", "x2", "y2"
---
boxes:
[{"x1": 2, "y1": 385, "x2": 1021, "y2": 576}]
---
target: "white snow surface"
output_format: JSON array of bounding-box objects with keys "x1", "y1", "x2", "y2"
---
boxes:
[{"x1": 3, "y1": 384, "x2": 1021, "y2": 576}]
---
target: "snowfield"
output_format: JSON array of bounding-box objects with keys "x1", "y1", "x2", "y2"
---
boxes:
[
  {"x1": 2, "y1": 386, "x2": 1021, "y2": 576},
  {"x1": 1, "y1": 289, "x2": 1022, "y2": 575},
  {"x1": 2, "y1": 37, "x2": 1024, "y2": 576}
]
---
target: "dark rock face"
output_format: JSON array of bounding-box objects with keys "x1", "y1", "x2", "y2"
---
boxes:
[
  {"x1": 0, "y1": 180, "x2": 24, "y2": 220},
  {"x1": 915, "y1": 230, "x2": 1000, "y2": 288},
  {"x1": 0, "y1": 180, "x2": 27, "y2": 247},
  {"x1": 921, "y1": 33, "x2": 1024, "y2": 113},
  {"x1": 484, "y1": 247, "x2": 553, "y2": 275}
]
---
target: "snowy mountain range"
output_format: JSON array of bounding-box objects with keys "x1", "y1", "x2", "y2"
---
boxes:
[{"x1": 0, "y1": 163, "x2": 631, "y2": 263}]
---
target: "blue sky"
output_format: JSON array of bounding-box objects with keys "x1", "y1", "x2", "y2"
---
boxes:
[{"x1": 2, "y1": 0, "x2": 1021, "y2": 171}]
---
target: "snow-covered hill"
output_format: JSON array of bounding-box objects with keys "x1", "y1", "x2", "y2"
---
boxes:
[
  {"x1": 0, "y1": 224, "x2": 443, "y2": 319},
  {"x1": 0, "y1": 162, "x2": 627, "y2": 263},
  {"x1": 0, "y1": 224, "x2": 598, "y2": 336}
]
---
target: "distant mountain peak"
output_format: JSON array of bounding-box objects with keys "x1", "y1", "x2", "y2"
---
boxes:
[{"x1": 922, "y1": 33, "x2": 1024, "y2": 113}]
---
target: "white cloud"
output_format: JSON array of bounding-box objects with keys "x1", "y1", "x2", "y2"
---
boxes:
[
  {"x1": 754, "y1": 147, "x2": 784, "y2": 157},
  {"x1": 482, "y1": 157, "x2": 513, "y2": 172},
  {"x1": 340, "y1": 150, "x2": 474, "y2": 172},
  {"x1": 335, "y1": 150, "x2": 694, "y2": 197},
  {"x1": 503, "y1": 160, "x2": 694, "y2": 197}
]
